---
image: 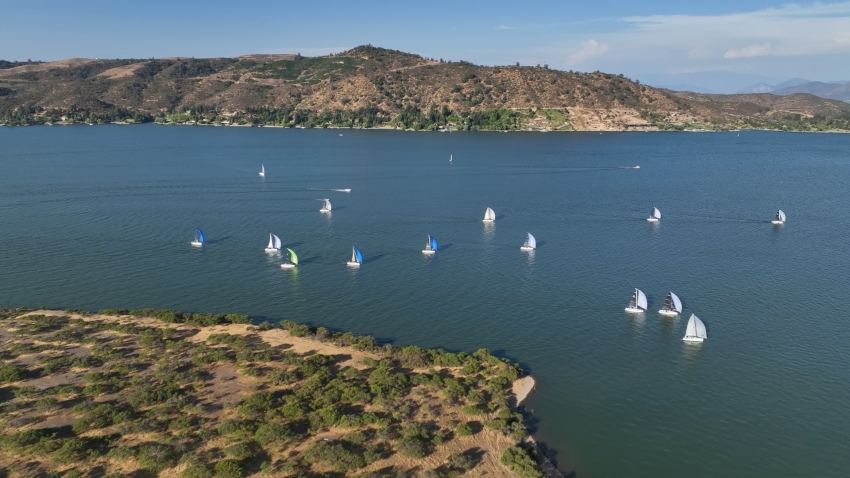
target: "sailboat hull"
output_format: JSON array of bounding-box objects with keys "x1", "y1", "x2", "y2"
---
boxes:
[
  {"x1": 346, "y1": 261, "x2": 361, "y2": 267},
  {"x1": 280, "y1": 263, "x2": 295, "y2": 269},
  {"x1": 624, "y1": 307, "x2": 645, "y2": 313},
  {"x1": 259, "y1": 173, "x2": 265, "y2": 177},
  {"x1": 483, "y1": 219, "x2": 494, "y2": 223},
  {"x1": 683, "y1": 336, "x2": 705, "y2": 343},
  {"x1": 422, "y1": 249, "x2": 435, "y2": 255},
  {"x1": 320, "y1": 208, "x2": 331, "y2": 213},
  {"x1": 659, "y1": 309, "x2": 679, "y2": 316},
  {"x1": 520, "y1": 246, "x2": 534, "y2": 251},
  {"x1": 190, "y1": 241, "x2": 203, "y2": 247},
  {"x1": 647, "y1": 218, "x2": 659, "y2": 222},
  {"x1": 771, "y1": 220, "x2": 784, "y2": 225},
  {"x1": 265, "y1": 248, "x2": 279, "y2": 253}
]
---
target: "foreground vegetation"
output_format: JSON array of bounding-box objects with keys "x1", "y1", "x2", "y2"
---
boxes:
[{"x1": 0, "y1": 308, "x2": 544, "y2": 477}]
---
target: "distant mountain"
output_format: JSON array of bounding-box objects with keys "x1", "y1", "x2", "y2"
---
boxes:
[
  {"x1": 772, "y1": 81, "x2": 850, "y2": 102},
  {"x1": 736, "y1": 78, "x2": 811, "y2": 94},
  {"x1": 638, "y1": 71, "x2": 788, "y2": 94}
]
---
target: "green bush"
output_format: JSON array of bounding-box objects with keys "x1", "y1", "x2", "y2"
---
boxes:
[
  {"x1": 500, "y1": 446, "x2": 544, "y2": 478},
  {"x1": 455, "y1": 422, "x2": 473, "y2": 436},
  {"x1": 138, "y1": 443, "x2": 176, "y2": 472},
  {"x1": 304, "y1": 440, "x2": 366, "y2": 472},
  {"x1": 52, "y1": 438, "x2": 88, "y2": 463},
  {"x1": 0, "y1": 363, "x2": 27, "y2": 382},
  {"x1": 223, "y1": 442, "x2": 254, "y2": 460},
  {"x1": 214, "y1": 459, "x2": 243, "y2": 478},
  {"x1": 181, "y1": 465, "x2": 213, "y2": 478},
  {"x1": 255, "y1": 422, "x2": 294, "y2": 448}
]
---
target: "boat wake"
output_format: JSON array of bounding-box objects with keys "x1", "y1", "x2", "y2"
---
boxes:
[{"x1": 308, "y1": 188, "x2": 352, "y2": 193}]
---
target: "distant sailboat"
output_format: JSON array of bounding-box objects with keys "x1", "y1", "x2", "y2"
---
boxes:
[
  {"x1": 772, "y1": 209, "x2": 786, "y2": 225},
  {"x1": 320, "y1": 198, "x2": 332, "y2": 213},
  {"x1": 520, "y1": 233, "x2": 536, "y2": 251},
  {"x1": 659, "y1": 291, "x2": 683, "y2": 316},
  {"x1": 683, "y1": 314, "x2": 708, "y2": 342},
  {"x1": 259, "y1": 164, "x2": 265, "y2": 177},
  {"x1": 347, "y1": 246, "x2": 363, "y2": 267},
  {"x1": 280, "y1": 248, "x2": 298, "y2": 269},
  {"x1": 483, "y1": 207, "x2": 496, "y2": 222},
  {"x1": 265, "y1": 233, "x2": 281, "y2": 253},
  {"x1": 450, "y1": 154, "x2": 453, "y2": 162},
  {"x1": 647, "y1": 207, "x2": 661, "y2": 223},
  {"x1": 625, "y1": 288, "x2": 648, "y2": 313},
  {"x1": 422, "y1": 235, "x2": 438, "y2": 255},
  {"x1": 190, "y1": 228, "x2": 205, "y2": 247}
]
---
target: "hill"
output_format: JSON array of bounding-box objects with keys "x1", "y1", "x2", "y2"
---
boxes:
[
  {"x1": 2, "y1": 45, "x2": 850, "y2": 131},
  {"x1": 771, "y1": 81, "x2": 850, "y2": 102},
  {"x1": 0, "y1": 308, "x2": 544, "y2": 477}
]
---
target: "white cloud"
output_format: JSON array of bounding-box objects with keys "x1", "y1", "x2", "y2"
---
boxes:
[
  {"x1": 566, "y1": 39, "x2": 609, "y2": 66},
  {"x1": 724, "y1": 43, "x2": 772, "y2": 59},
  {"x1": 497, "y1": 25, "x2": 518, "y2": 30}
]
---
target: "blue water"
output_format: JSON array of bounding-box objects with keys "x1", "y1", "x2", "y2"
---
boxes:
[{"x1": 2, "y1": 125, "x2": 849, "y2": 477}]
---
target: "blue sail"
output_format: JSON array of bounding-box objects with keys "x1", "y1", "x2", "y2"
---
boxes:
[
  {"x1": 354, "y1": 247, "x2": 363, "y2": 263},
  {"x1": 197, "y1": 228, "x2": 205, "y2": 243},
  {"x1": 430, "y1": 236, "x2": 438, "y2": 251}
]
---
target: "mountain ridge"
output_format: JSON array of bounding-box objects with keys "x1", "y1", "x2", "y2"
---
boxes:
[{"x1": 2, "y1": 46, "x2": 850, "y2": 131}]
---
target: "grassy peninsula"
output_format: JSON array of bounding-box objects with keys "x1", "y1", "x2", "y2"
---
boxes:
[
  {"x1": 0, "y1": 308, "x2": 543, "y2": 478},
  {"x1": 2, "y1": 45, "x2": 850, "y2": 132}
]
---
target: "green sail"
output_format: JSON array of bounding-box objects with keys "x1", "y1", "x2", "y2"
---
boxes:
[{"x1": 287, "y1": 248, "x2": 298, "y2": 265}]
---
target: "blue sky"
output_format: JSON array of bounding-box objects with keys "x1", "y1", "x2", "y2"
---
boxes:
[{"x1": 2, "y1": 0, "x2": 849, "y2": 83}]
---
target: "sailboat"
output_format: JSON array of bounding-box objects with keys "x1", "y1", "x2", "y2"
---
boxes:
[
  {"x1": 520, "y1": 233, "x2": 536, "y2": 251},
  {"x1": 683, "y1": 314, "x2": 708, "y2": 342},
  {"x1": 265, "y1": 233, "x2": 281, "y2": 253},
  {"x1": 659, "y1": 291, "x2": 683, "y2": 316},
  {"x1": 450, "y1": 154, "x2": 453, "y2": 162},
  {"x1": 190, "y1": 228, "x2": 205, "y2": 247},
  {"x1": 259, "y1": 164, "x2": 265, "y2": 177},
  {"x1": 624, "y1": 288, "x2": 648, "y2": 313},
  {"x1": 347, "y1": 246, "x2": 363, "y2": 267},
  {"x1": 647, "y1": 207, "x2": 661, "y2": 222},
  {"x1": 772, "y1": 210, "x2": 786, "y2": 225},
  {"x1": 320, "y1": 198, "x2": 332, "y2": 213},
  {"x1": 280, "y1": 248, "x2": 298, "y2": 269},
  {"x1": 422, "y1": 235, "x2": 438, "y2": 255},
  {"x1": 483, "y1": 207, "x2": 496, "y2": 222}
]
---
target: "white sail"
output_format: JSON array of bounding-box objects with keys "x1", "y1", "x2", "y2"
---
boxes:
[
  {"x1": 351, "y1": 247, "x2": 357, "y2": 263},
  {"x1": 259, "y1": 164, "x2": 265, "y2": 176},
  {"x1": 685, "y1": 315, "x2": 698, "y2": 337},
  {"x1": 426, "y1": 235, "x2": 432, "y2": 250},
  {"x1": 694, "y1": 315, "x2": 707, "y2": 339},
  {"x1": 272, "y1": 234, "x2": 281, "y2": 250},
  {"x1": 670, "y1": 292, "x2": 683, "y2": 313},
  {"x1": 636, "y1": 289, "x2": 648, "y2": 310},
  {"x1": 524, "y1": 233, "x2": 536, "y2": 249},
  {"x1": 322, "y1": 199, "x2": 332, "y2": 211},
  {"x1": 652, "y1": 207, "x2": 661, "y2": 219},
  {"x1": 484, "y1": 207, "x2": 496, "y2": 221},
  {"x1": 267, "y1": 233, "x2": 274, "y2": 249},
  {"x1": 777, "y1": 210, "x2": 786, "y2": 222}
]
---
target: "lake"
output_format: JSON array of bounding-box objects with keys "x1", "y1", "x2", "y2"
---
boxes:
[{"x1": 1, "y1": 124, "x2": 849, "y2": 477}]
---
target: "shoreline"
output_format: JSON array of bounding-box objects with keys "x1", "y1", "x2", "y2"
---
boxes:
[{"x1": 3, "y1": 121, "x2": 848, "y2": 133}]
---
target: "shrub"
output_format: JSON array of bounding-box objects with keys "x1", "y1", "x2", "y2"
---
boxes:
[
  {"x1": 396, "y1": 436, "x2": 428, "y2": 459},
  {"x1": 500, "y1": 446, "x2": 544, "y2": 478},
  {"x1": 255, "y1": 422, "x2": 294, "y2": 448},
  {"x1": 455, "y1": 422, "x2": 473, "y2": 436},
  {"x1": 52, "y1": 438, "x2": 88, "y2": 463},
  {"x1": 304, "y1": 440, "x2": 366, "y2": 472},
  {"x1": 223, "y1": 442, "x2": 254, "y2": 460},
  {"x1": 14, "y1": 385, "x2": 37, "y2": 398},
  {"x1": 462, "y1": 405, "x2": 483, "y2": 416},
  {"x1": 214, "y1": 459, "x2": 244, "y2": 478},
  {"x1": 181, "y1": 465, "x2": 213, "y2": 478},
  {"x1": 0, "y1": 363, "x2": 27, "y2": 382},
  {"x1": 138, "y1": 443, "x2": 176, "y2": 472}
]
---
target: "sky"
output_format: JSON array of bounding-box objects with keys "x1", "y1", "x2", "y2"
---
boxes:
[{"x1": 2, "y1": 0, "x2": 849, "y2": 87}]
